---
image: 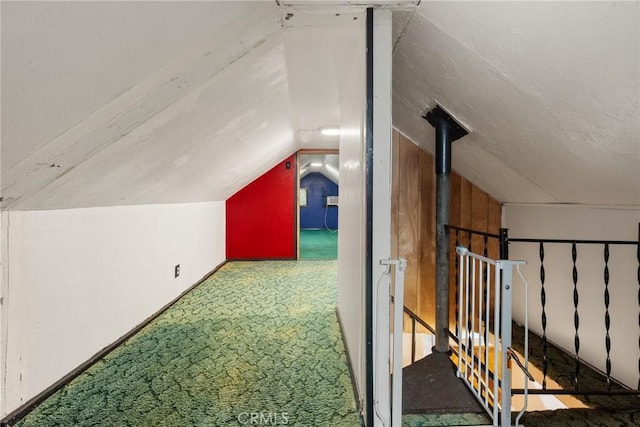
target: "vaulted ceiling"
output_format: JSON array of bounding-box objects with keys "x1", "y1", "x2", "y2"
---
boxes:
[
  {"x1": 1, "y1": 1, "x2": 362, "y2": 209},
  {"x1": 394, "y1": 2, "x2": 639, "y2": 206},
  {"x1": 2, "y1": 1, "x2": 638, "y2": 210}
]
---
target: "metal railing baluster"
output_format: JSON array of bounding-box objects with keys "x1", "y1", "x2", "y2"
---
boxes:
[
  {"x1": 604, "y1": 243, "x2": 612, "y2": 390},
  {"x1": 455, "y1": 246, "x2": 527, "y2": 427},
  {"x1": 540, "y1": 241, "x2": 548, "y2": 389},
  {"x1": 455, "y1": 230, "x2": 460, "y2": 336},
  {"x1": 483, "y1": 236, "x2": 488, "y2": 340},
  {"x1": 572, "y1": 242, "x2": 581, "y2": 390},
  {"x1": 446, "y1": 223, "x2": 640, "y2": 399}
]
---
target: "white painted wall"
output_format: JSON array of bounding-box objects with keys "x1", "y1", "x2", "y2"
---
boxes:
[
  {"x1": 336, "y1": 12, "x2": 366, "y2": 410},
  {"x1": 0, "y1": 201, "x2": 225, "y2": 415},
  {"x1": 371, "y1": 9, "x2": 394, "y2": 427},
  {"x1": 0, "y1": 211, "x2": 5, "y2": 412},
  {"x1": 505, "y1": 204, "x2": 640, "y2": 389}
]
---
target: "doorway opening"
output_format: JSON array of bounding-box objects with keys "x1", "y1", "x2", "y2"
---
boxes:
[{"x1": 297, "y1": 151, "x2": 339, "y2": 260}]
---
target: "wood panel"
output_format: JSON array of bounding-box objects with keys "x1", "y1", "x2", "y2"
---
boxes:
[
  {"x1": 488, "y1": 197, "x2": 502, "y2": 259},
  {"x1": 391, "y1": 131, "x2": 401, "y2": 332},
  {"x1": 471, "y1": 185, "x2": 489, "y2": 256},
  {"x1": 391, "y1": 131, "x2": 400, "y2": 261},
  {"x1": 458, "y1": 176, "x2": 473, "y2": 250},
  {"x1": 397, "y1": 135, "x2": 421, "y2": 314},
  {"x1": 450, "y1": 173, "x2": 462, "y2": 233},
  {"x1": 391, "y1": 130, "x2": 502, "y2": 332},
  {"x1": 418, "y1": 146, "x2": 435, "y2": 327},
  {"x1": 449, "y1": 173, "x2": 462, "y2": 327}
]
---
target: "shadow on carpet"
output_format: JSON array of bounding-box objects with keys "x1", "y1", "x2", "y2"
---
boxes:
[{"x1": 511, "y1": 321, "x2": 640, "y2": 427}]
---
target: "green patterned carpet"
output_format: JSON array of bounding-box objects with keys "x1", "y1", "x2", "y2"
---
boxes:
[
  {"x1": 16, "y1": 261, "x2": 361, "y2": 427},
  {"x1": 402, "y1": 413, "x2": 490, "y2": 426},
  {"x1": 299, "y1": 230, "x2": 338, "y2": 260}
]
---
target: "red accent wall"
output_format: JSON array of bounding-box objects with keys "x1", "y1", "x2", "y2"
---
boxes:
[{"x1": 226, "y1": 155, "x2": 296, "y2": 259}]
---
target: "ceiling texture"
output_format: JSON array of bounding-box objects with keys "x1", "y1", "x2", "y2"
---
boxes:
[
  {"x1": 1, "y1": 1, "x2": 363, "y2": 209},
  {"x1": 299, "y1": 154, "x2": 340, "y2": 184},
  {"x1": 393, "y1": 1, "x2": 639, "y2": 206},
  {"x1": 1, "y1": 1, "x2": 638, "y2": 210}
]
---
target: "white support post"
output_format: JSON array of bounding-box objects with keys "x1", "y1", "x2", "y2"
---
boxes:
[
  {"x1": 371, "y1": 7, "x2": 393, "y2": 427},
  {"x1": 380, "y1": 258, "x2": 406, "y2": 427},
  {"x1": 392, "y1": 259, "x2": 406, "y2": 427},
  {"x1": 499, "y1": 262, "x2": 514, "y2": 427}
]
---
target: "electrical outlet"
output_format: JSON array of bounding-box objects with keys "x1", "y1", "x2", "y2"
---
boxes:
[{"x1": 174, "y1": 264, "x2": 180, "y2": 278}]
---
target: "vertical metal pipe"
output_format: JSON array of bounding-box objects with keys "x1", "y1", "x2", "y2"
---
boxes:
[
  {"x1": 435, "y1": 116, "x2": 452, "y2": 352},
  {"x1": 425, "y1": 106, "x2": 467, "y2": 353},
  {"x1": 435, "y1": 119, "x2": 453, "y2": 175},
  {"x1": 435, "y1": 172, "x2": 451, "y2": 352},
  {"x1": 500, "y1": 263, "x2": 514, "y2": 427}
]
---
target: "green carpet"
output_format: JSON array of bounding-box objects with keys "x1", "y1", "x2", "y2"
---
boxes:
[
  {"x1": 402, "y1": 413, "x2": 490, "y2": 426},
  {"x1": 16, "y1": 261, "x2": 360, "y2": 427},
  {"x1": 300, "y1": 230, "x2": 338, "y2": 260}
]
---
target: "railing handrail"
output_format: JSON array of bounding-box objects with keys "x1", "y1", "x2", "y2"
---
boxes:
[
  {"x1": 445, "y1": 223, "x2": 639, "y2": 246},
  {"x1": 449, "y1": 223, "x2": 640, "y2": 398},
  {"x1": 445, "y1": 224, "x2": 500, "y2": 239},
  {"x1": 391, "y1": 295, "x2": 436, "y2": 335},
  {"x1": 507, "y1": 237, "x2": 638, "y2": 245},
  {"x1": 512, "y1": 388, "x2": 640, "y2": 395}
]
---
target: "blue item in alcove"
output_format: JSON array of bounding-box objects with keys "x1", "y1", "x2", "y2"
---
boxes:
[{"x1": 300, "y1": 173, "x2": 338, "y2": 230}]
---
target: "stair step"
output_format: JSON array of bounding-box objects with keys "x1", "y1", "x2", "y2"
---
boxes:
[{"x1": 402, "y1": 352, "x2": 489, "y2": 418}]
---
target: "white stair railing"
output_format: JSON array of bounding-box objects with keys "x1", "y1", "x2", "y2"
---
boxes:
[{"x1": 455, "y1": 246, "x2": 530, "y2": 426}]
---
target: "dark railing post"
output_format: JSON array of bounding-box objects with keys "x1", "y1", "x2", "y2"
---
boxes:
[
  {"x1": 499, "y1": 228, "x2": 509, "y2": 260},
  {"x1": 454, "y1": 229, "x2": 460, "y2": 337},
  {"x1": 424, "y1": 105, "x2": 468, "y2": 353},
  {"x1": 637, "y1": 222, "x2": 640, "y2": 389},
  {"x1": 604, "y1": 243, "x2": 612, "y2": 390},
  {"x1": 540, "y1": 241, "x2": 548, "y2": 389},
  {"x1": 572, "y1": 242, "x2": 581, "y2": 390},
  {"x1": 482, "y1": 236, "x2": 488, "y2": 340}
]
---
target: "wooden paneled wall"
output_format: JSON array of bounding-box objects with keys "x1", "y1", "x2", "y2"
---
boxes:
[{"x1": 391, "y1": 131, "x2": 502, "y2": 329}]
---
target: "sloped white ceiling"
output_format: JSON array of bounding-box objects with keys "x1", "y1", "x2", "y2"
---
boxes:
[
  {"x1": 3, "y1": 1, "x2": 638, "y2": 210},
  {"x1": 1, "y1": 1, "x2": 363, "y2": 209},
  {"x1": 300, "y1": 154, "x2": 340, "y2": 184},
  {"x1": 393, "y1": 2, "x2": 639, "y2": 206}
]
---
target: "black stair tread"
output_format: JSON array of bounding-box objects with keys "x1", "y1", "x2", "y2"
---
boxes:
[{"x1": 401, "y1": 352, "x2": 488, "y2": 416}]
